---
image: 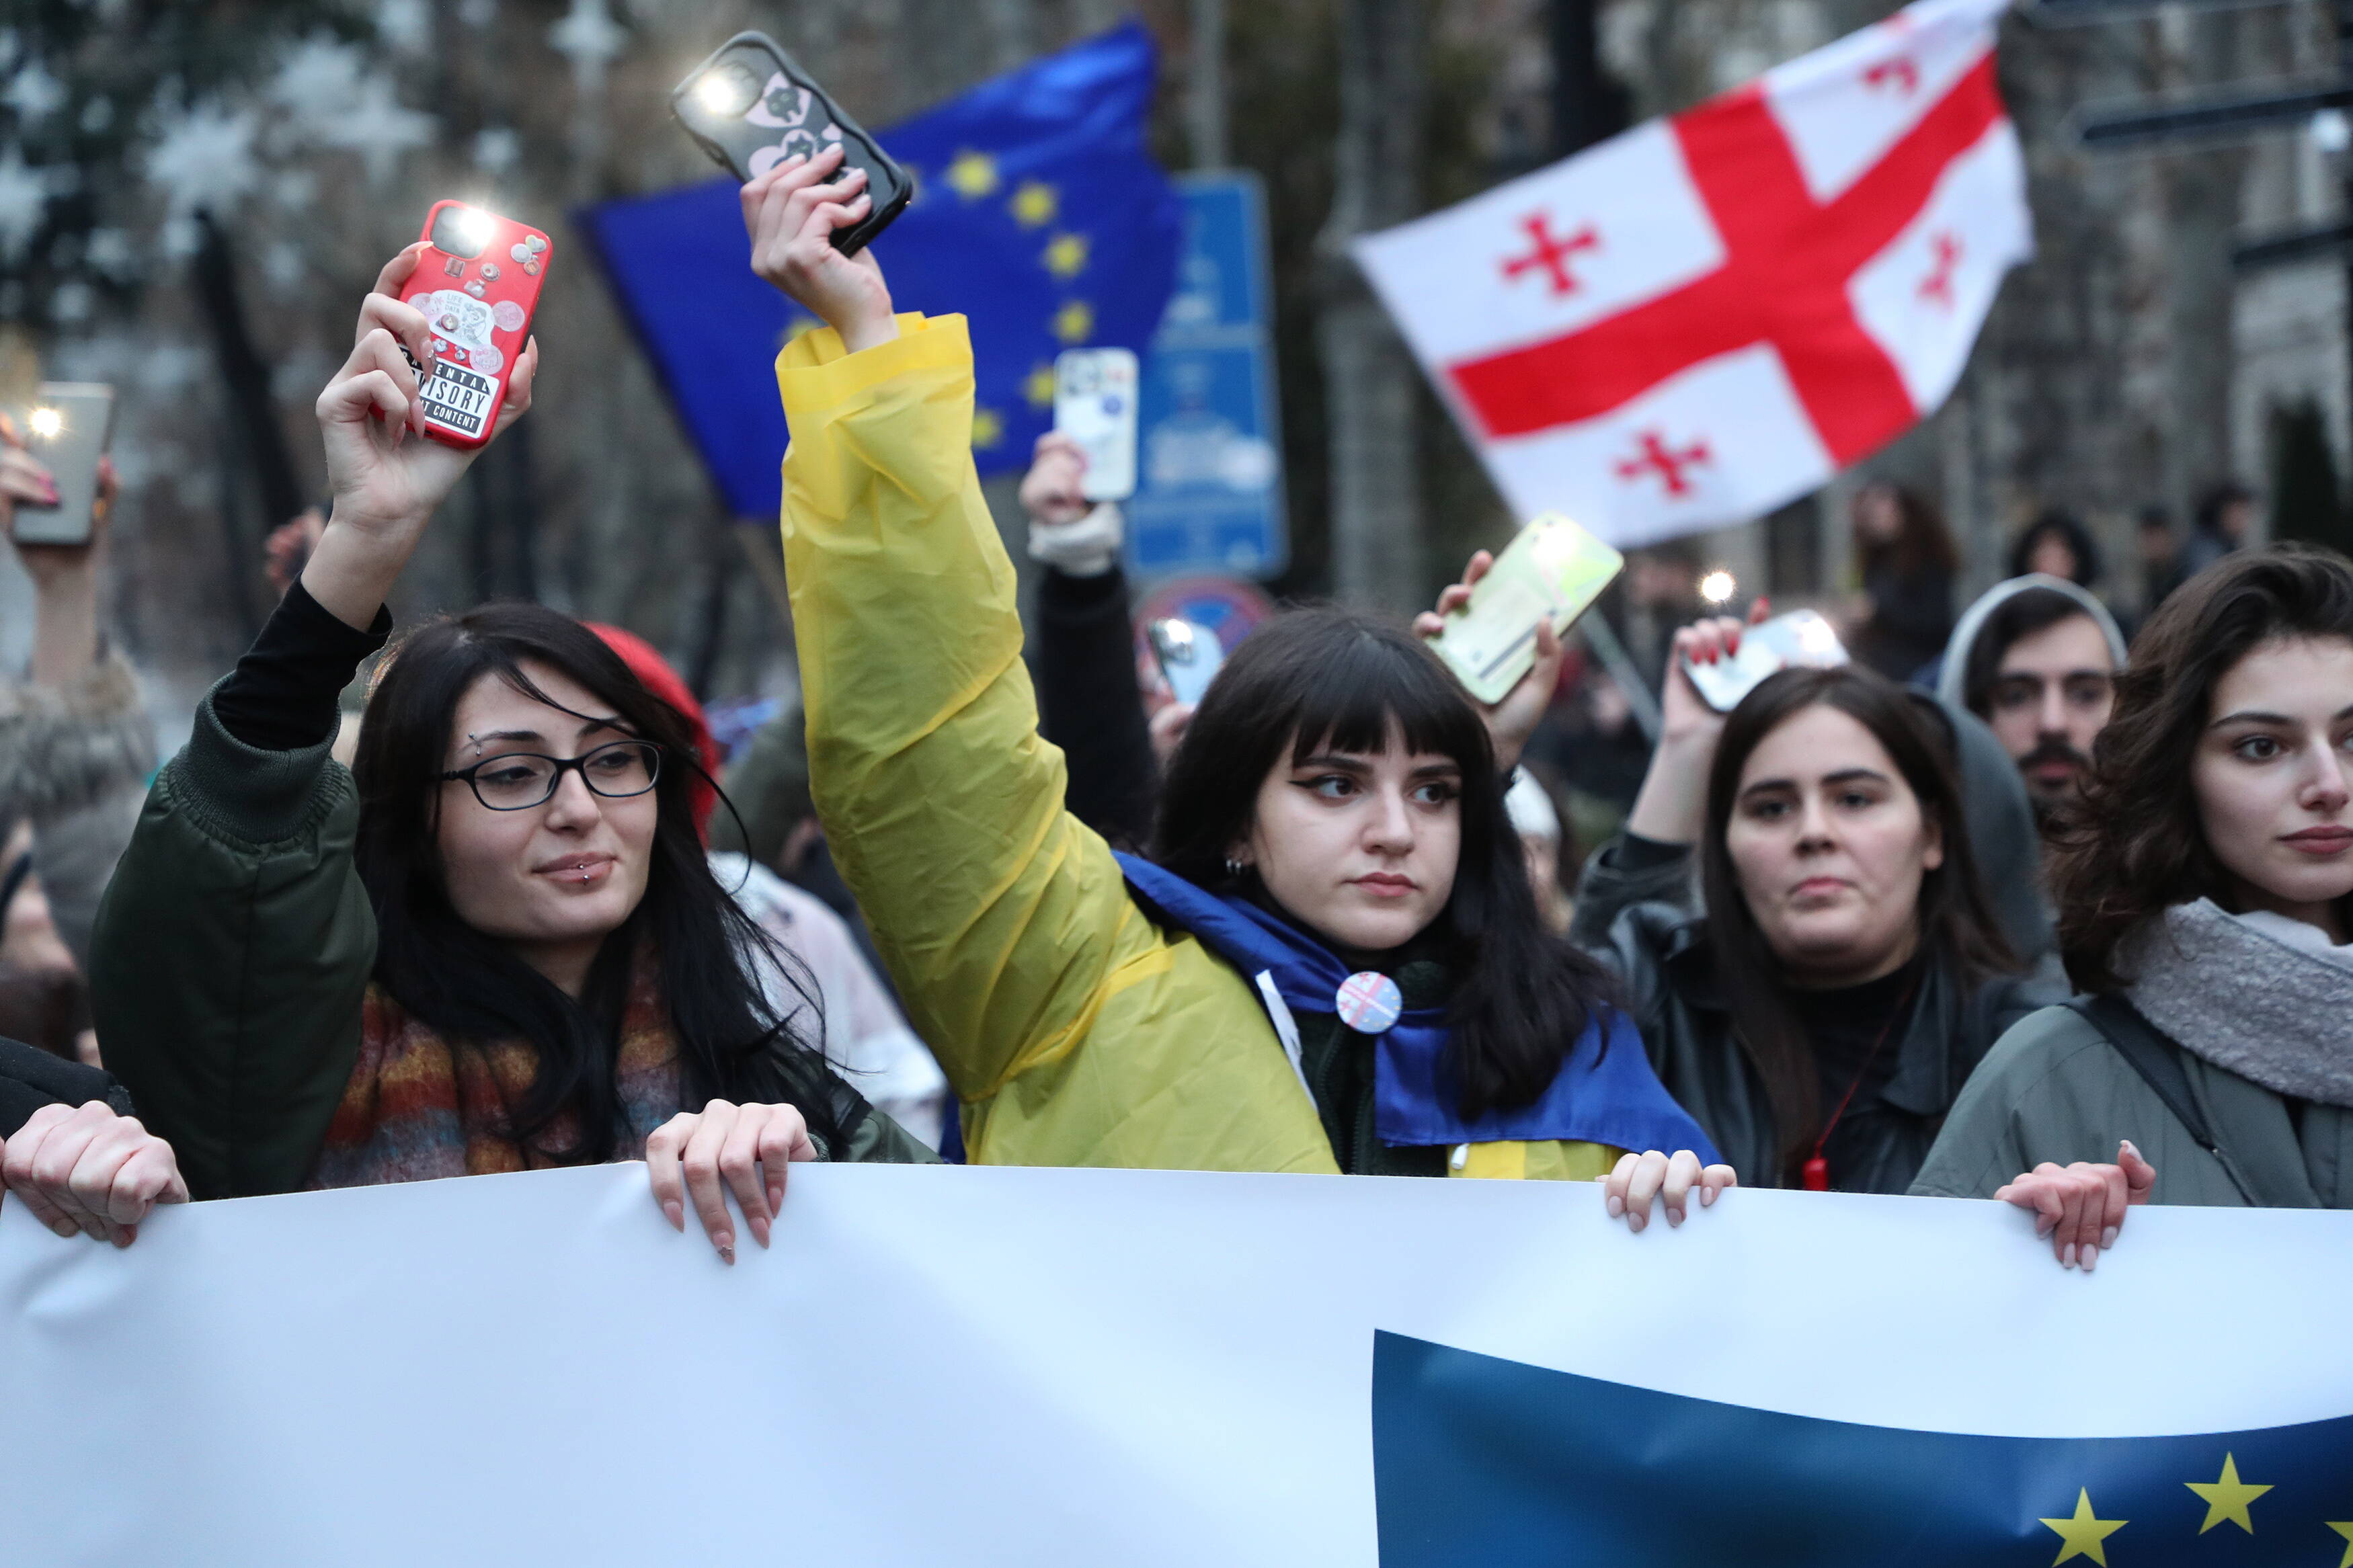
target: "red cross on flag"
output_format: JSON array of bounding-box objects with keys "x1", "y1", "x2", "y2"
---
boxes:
[{"x1": 1353, "y1": 0, "x2": 2030, "y2": 548}]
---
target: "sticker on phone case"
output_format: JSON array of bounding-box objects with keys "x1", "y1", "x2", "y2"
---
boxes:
[
  {"x1": 742, "y1": 71, "x2": 848, "y2": 177},
  {"x1": 416, "y1": 288, "x2": 495, "y2": 350},
  {"x1": 492, "y1": 300, "x2": 526, "y2": 333}
]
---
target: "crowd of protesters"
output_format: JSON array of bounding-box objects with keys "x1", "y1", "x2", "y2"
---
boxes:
[{"x1": 5, "y1": 142, "x2": 2352, "y2": 1278}]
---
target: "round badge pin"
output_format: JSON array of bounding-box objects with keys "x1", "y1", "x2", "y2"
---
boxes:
[{"x1": 1335, "y1": 971, "x2": 1403, "y2": 1034}]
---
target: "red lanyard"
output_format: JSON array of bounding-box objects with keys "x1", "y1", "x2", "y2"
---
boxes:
[{"x1": 1800, "y1": 974, "x2": 1919, "y2": 1193}]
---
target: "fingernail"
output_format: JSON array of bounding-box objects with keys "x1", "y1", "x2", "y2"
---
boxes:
[
  {"x1": 662, "y1": 1200, "x2": 683, "y2": 1231},
  {"x1": 1700, "y1": 1186, "x2": 1716, "y2": 1207},
  {"x1": 2101, "y1": 1226, "x2": 2118, "y2": 1250},
  {"x1": 2061, "y1": 1243, "x2": 2077, "y2": 1269},
  {"x1": 752, "y1": 1217, "x2": 770, "y2": 1249},
  {"x1": 717, "y1": 1241, "x2": 735, "y2": 1266},
  {"x1": 1667, "y1": 1206, "x2": 1683, "y2": 1228},
  {"x1": 2079, "y1": 1245, "x2": 2097, "y2": 1273},
  {"x1": 1605, "y1": 1195, "x2": 1624, "y2": 1217}
]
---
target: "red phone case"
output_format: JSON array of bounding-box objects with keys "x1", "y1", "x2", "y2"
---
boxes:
[{"x1": 404, "y1": 201, "x2": 550, "y2": 450}]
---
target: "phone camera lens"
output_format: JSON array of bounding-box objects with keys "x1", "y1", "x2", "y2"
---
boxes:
[{"x1": 430, "y1": 204, "x2": 493, "y2": 259}]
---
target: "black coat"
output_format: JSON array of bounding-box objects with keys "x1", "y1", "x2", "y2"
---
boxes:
[
  {"x1": 1570, "y1": 837, "x2": 2058, "y2": 1192},
  {"x1": 1, "y1": 1035, "x2": 130, "y2": 1140}
]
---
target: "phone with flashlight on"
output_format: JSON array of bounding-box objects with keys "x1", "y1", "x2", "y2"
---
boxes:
[
  {"x1": 398, "y1": 201, "x2": 549, "y2": 450},
  {"x1": 9, "y1": 384, "x2": 115, "y2": 547},
  {"x1": 1679, "y1": 609, "x2": 1851, "y2": 712},
  {"x1": 670, "y1": 32, "x2": 913, "y2": 257}
]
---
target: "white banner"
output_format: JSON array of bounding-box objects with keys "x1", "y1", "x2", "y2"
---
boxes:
[{"x1": 4, "y1": 1165, "x2": 2350, "y2": 1565}]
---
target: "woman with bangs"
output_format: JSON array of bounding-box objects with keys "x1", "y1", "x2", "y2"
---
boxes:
[{"x1": 744, "y1": 145, "x2": 1710, "y2": 1180}]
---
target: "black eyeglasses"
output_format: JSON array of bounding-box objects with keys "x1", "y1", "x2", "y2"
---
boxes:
[{"x1": 439, "y1": 740, "x2": 664, "y2": 811}]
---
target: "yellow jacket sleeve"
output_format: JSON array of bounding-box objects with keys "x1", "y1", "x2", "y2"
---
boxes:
[{"x1": 776, "y1": 315, "x2": 1334, "y2": 1173}]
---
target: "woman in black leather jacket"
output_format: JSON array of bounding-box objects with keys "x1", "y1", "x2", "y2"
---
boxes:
[{"x1": 1569, "y1": 618, "x2": 2059, "y2": 1192}]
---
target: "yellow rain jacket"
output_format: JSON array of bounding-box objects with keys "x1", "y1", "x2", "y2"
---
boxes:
[{"x1": 776, "y1": 313, "x2": 1616, "y2": 1182}]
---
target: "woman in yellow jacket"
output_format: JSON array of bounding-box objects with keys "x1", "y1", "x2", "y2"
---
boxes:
[{"x1": 729, "y1": 147, "x2": 1717, "y2": 1191}]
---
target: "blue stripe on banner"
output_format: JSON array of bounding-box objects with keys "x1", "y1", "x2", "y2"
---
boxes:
[{"x1": 1372, "y1": 1331, "x2": 2353, "y2": 1566}]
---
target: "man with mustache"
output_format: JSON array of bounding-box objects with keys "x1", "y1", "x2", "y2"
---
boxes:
[{"x1": 1938, "y1": 577, "x2": 2128, "y2": 833}]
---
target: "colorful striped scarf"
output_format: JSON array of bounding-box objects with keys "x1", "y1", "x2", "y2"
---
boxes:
[{"x1": 307, "y1": 962, "x2": 684, "y2": 1189}]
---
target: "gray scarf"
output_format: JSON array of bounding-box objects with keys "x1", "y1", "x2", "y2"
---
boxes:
[{"x1": 2122, "y1": 900, "x2": 2353, "y2": 1109}]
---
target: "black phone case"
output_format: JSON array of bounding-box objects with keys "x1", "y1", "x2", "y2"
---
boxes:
[{"x1": 670, "y1": 32, "x2": 914, "y2": 257}]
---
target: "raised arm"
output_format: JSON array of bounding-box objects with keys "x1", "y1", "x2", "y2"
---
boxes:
[
  {"x1": 92, "y1": 250, "x2": 536, "y2": 1198},
  {"x1": 751, "y1": 147, "x2": 1160, "y2": 1101}
]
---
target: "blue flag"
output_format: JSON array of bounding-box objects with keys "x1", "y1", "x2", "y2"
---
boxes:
[
  {"x1": 1373, "y1": 1331, "x2": 2353, "y2": 1566},
  {"x1": 580, "y1": 22, "x2": 1184, "y2": 517}
]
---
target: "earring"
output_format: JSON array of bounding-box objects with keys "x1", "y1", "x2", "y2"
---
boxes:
[{"x1": 1224, "y1": 857, "x2": 1246, "y2": 879}]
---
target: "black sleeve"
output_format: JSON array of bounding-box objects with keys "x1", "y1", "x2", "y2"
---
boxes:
[
  {"x1": 1034, "y1": 565, "x2": 1158, "y2": 848},
  {"x1": 0, "y1": 1036, "x2": 134, "y2": 1140},
  {"x1": 210, "y1": 581, "x2": 392, "y2": 753}
]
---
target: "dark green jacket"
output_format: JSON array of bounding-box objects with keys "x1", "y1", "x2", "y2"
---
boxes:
[
  {"x1": 1909, "y1": 1005, "x2": 2353, "y2": 1208},
  {"x1": 89, "y1": 691, "x2": 930, "y2": 1202}
]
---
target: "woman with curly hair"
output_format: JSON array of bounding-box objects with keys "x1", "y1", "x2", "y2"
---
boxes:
[{"x1": 1914, "y1": 547, "x2": 2353, "y2": 1257}]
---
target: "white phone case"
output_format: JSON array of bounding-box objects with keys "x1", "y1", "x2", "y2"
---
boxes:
[
  {"x1": 9, "y1": 384, "x2": 115, "y2": 547},
  {"x1": 1053, "y1": 348, "x2": 1139, "y2": 502}
]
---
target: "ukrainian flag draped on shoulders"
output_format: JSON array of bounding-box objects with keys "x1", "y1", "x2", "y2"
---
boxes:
[{"x1": 772, "y1": 303, "x2": 1688, "y2": 1181}]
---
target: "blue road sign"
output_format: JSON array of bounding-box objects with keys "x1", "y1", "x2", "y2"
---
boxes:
[{"x1": 1125, "y1": 173, "x2": 1288, "y2": 581}]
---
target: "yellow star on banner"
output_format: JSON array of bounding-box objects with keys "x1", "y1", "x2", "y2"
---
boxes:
[
  {"x1": 2185, "y1": 1453, "x2": 2272, "y2": 1534},
  {"x1": 1010, "y1": 179, "x2": 1058, "y2": 227},
  {"x1": 971, "y1": 405, "x2": 1004, "y2": 450},
  {"x1": 1023, "y1": 362, "x2": 1058, "y2": 409},
  {"x1": 2327, "y1": 1519, "x2": 2353, "y2": 1567},
  {"x1": 2039, "y1": 1489, "x2": 2126, "y2": 1567},
  {"x1": 945, "y1": 149, "x2": 999, "y2": 200},
  {"x1": 1042, "y1": 231, "x2": 1090, "y2": 278},
  {"x1": 1051, "y1": 299, "x2": 1094, "y2": 345}
]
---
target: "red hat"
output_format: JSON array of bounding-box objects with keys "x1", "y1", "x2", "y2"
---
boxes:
[{"x1": 587, "y1": 623, "x2": 721, "y2": 839}]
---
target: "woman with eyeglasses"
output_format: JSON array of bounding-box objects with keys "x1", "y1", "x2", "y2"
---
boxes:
[{"x1": 86, "y1": 247, "x2": 932, "y2": 1258}]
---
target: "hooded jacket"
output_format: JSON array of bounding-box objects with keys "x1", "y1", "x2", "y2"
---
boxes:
[
  {"x1": 774, "y1": 314, "x2": 1628, "y2": 1181},
  {"x1": 1932, "y1": 573, "x2": 2128, "y2": 714}
]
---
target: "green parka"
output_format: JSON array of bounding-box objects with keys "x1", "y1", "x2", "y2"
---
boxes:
[{"x1": 87, "y1": 690, "x2": 928, "y2": 1202}]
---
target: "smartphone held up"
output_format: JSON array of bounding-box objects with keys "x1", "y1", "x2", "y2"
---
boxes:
[
  {"x1": 9, "y1": 384, "x2": 114, "y2": 547},
  {"x1": 400, "y1": 202, "x2": 549, "y2": 450},
  {"x1": 1429, "y1": 513, "x2": 1624, "y2": 707},
  {"x1": 1150, "y1": 618, "x2": 1224, "y2": 708},
  {"x1": 1679, "y1": 610, "x2": 1850, "y2": 712},
  {"x1": 671, "y1": 32, "x2": 913, "y2": 257},
  {"x1": 1053, "y1": 349, "x2": 1140, "y2": 503}
]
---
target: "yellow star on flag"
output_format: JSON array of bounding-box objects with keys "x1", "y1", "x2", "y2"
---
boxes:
[
  {"x1": 1023, "y1": 362, "x2": 1058, "y2": 409},
  {"x1": 971, "y1": 405, "x2": 1004, "y2": 450},
  {"x1": 2327, "y1": 1518, "x2": 2353, "y2": 1567},
  {"x1": 1010, "y1": 179, "x2": 1058, "y2": 227},
  {"x1": 2039, "y1": 1489, "x2": 2126, "y2": 1567},
  {"x1": 2185, "y1": 1452, "x2": 2271, "y2": 1534},
  {"x1": 945, "y1": 149, "x2": 999, "y2": 200},
  {"x1": 1051, "y1": 299, "x2": 1094, "y2": 345},
  {"x1": 1043, "y1": 231, "x2": 1090, "y2": 279}
]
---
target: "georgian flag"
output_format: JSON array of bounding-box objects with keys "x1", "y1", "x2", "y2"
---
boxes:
[{"x1": 1353, "y1": 0, "x2": 2030, "y2": 547}]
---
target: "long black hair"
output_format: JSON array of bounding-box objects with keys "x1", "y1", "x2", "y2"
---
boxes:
[
  {"x1": 1152, "y1": 605, "x2": 1616, "y2": 1122},
  {"x1": 1697, "y1": 665, "x2": 2015, "y2": 1180},
  {"x1": 352, "y1": 602, "x2": 846, "y2": 1163}
]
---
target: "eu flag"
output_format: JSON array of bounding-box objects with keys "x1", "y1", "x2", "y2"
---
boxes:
[
  {"x1": 580, "y1": 22, "x2": 1184, "y2": 517},
  {"x1": 1373, "y1": 1331, "x2": 2353, "y2": 1566}
]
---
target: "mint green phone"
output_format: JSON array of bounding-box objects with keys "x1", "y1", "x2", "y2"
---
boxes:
[{"x1": 1430, "y1": 513, "x2": 1624, "y2": 706}]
